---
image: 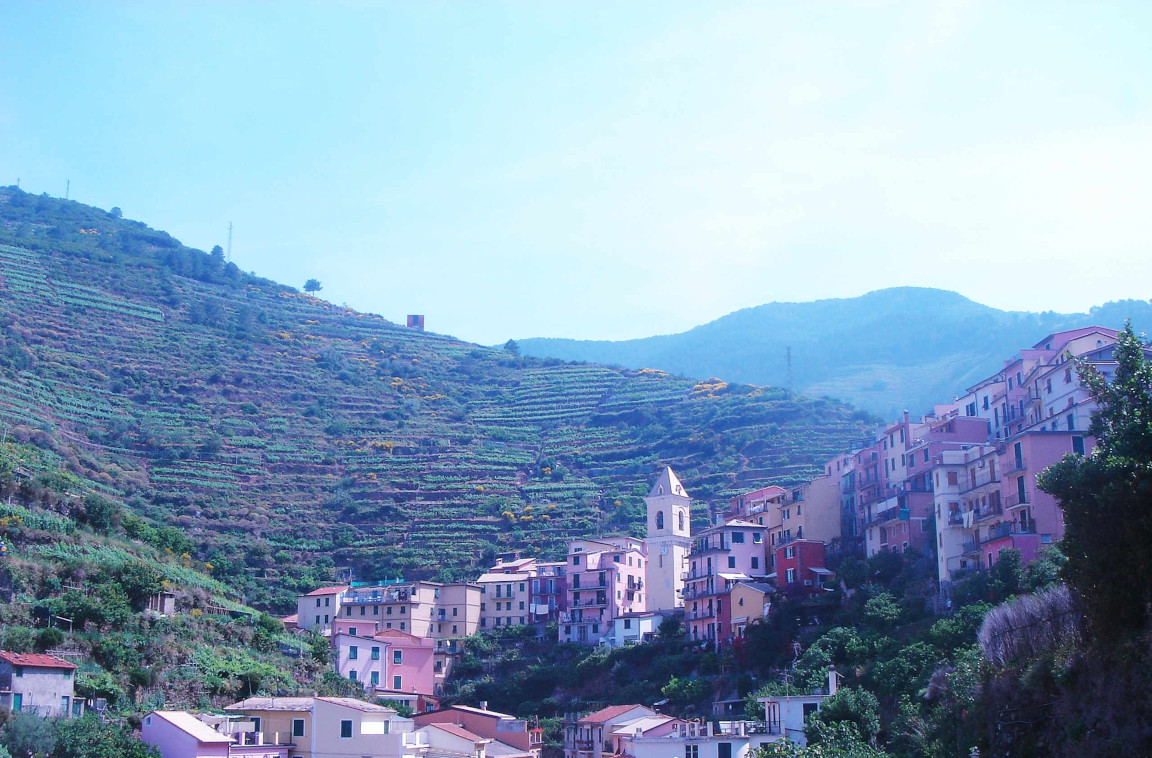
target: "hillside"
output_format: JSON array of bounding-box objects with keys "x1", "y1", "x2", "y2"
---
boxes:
[
  {"x1": 0, "y1": 187, "x2": 873, "y2": 612},
  {"x1": 516, "y1": 288, "x2": 1152, "y2": 418}
]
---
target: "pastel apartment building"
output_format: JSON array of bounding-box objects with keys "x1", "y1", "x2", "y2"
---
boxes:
[
  {"x1": 224, "y1": 696, "x2": 427, "y2": 758},
  {"x1": 560, "y1": 537, "x2": 647, "y2": 645},
  {"x1": 295, "y1": 585, "x2": 348, "y2": 634},
  {"x1": 141, "y1": 710, "x2": 290, "y2": 758},
  {"x1": 563, "y1": 705, "x2": 657, "y2": 758},
  {"x1": 683, "y1": 519, "x2": 768, "y2": 645},
  {"x1": 528, "y1": 560, "x2": 568, "y2": 623},
  {"x1": 331, "y1": 622, "x2": 437, "y2": 712},
  {"x1": 932, "y1": 327, "x2": 1135, "y2": 593},
  {"x1": 476, "y1": 565, "x2": 532, "y2": 631},
  {"x1": 413, "y1": 704, "x2": 544, "y2": 758},
  {"x1": 0, "y1": 651, "x2": 82, "y2": 718}
]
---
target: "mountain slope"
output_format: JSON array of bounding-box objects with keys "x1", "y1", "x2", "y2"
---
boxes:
[
  {"x1": 516, "y1": 288, "x2": 1152, "y2": 418},
  {"x1": 0, "y1": 187, "x2": 873, "y2": 612}
]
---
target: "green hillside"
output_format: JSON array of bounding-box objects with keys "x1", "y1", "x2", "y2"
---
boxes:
[
  {"x1": 516, "y1": 288, "x2": 1152, "y2": 418},
  {"x1": 0, "y1": 187, "x2": 873, "y2": 612}
]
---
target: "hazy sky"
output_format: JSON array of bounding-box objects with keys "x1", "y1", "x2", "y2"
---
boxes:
[{"x1": 2, "y1": 1, "x2": 1150, "y2": 345}]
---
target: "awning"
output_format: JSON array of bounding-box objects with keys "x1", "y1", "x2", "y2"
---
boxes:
[{"x1": 809, "y1": 568, "x2": 834, "y2": 576}]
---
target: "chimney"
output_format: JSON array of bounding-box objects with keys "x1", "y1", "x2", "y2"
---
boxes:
[
  {"x1": 480, "y1": 701, "x2": 488, "y2": 710},
  {"x1": 827, "y1": 667, "x2": 839, "y2": 696}
]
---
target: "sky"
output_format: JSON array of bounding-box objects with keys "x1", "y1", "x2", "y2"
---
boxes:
[{"x1": 2, "y1": 1, "x2": 1150, "y2": 346}]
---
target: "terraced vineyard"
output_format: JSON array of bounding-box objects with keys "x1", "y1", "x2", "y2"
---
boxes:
[{"x1": 0, "y1": 188, "x2": 873, "y2": 610}]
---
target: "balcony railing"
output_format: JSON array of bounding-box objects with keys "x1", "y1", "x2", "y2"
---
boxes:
[
  {"x1": 972, "y1": 503, "x2": 1003, "y2": 522},
  {"x1": 1004, "y1": 492, "x2": 1029, "y2": 508},
  {"x1": 1004, "y1": 457, "x2": 1029, "y2": 476},
  {"x1": 959, "y1": 469, "x2": 1001, "y2": 494}
]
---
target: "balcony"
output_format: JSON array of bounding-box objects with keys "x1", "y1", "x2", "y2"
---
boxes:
[
  {"x1": 972, "y1": 502, "x2": 1003, "y2": 522},
  {"x1": 1004, "y1": 457, "x2": 1029, "y2": 476},
  {"x1": 868, "y1": 506, "x2": 908, "y2": 527},
  {"x1": 958, "y1": 469, "x2": 1001, "y2": 494},
  {"x1": 1004, "y1": 492, "x2": 1029, "y2": 508}
]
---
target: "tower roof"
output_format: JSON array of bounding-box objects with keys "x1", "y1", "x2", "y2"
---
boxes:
[{"x1": 648, "y1": 466, "x2": 688, "y2": 499}]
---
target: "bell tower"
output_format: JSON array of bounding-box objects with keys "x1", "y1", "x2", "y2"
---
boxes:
[{"x1": 644, "y1": 466, "x2": 692, "y2": 611}]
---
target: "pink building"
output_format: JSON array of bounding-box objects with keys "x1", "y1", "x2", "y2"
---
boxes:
[
  {"x1": 141, "y1": 710, "x2": 289, "y2": 758},
  {"x1": 683, "y1": 520, "x2": 768, "y2": 645},
  {"x1": 332, "y1": 625, "x2": 437, "y2": 712},
  {"x1": 560, "y1": 537, "x2": 647, "y2": 645}
]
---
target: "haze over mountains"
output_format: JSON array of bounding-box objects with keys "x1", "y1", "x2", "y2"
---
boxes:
[{"x1": 517, "y1": 289, "x2": 1152, "y2": 420}]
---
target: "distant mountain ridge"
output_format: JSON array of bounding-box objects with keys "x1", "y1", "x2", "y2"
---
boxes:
[{"x1": 516, "y1": 288, "x2": 1152, "y2": 419}]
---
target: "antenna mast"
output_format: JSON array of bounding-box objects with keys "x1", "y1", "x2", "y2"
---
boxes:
[
  {"x1": 227, "y1": 222, "x2": 233, "y2": 262},
  {"x1": 65, "y1": 179, "x2": 70, "y2": 200}
]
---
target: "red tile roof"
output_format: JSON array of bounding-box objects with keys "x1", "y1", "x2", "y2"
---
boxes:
[
  {"x1": 0, "y1": 652, "x2": 77, "y2": 670},
  {"x1": 579, "y1": 704, "x2": 649, "y2": 724},
  {"x1": 305, "y1": 585, "x2": 349, "y2": 596}
]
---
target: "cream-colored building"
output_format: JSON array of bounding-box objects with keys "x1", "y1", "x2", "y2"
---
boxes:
[
  {"x1": 475, "y1": 570, "x2": 532, "y2": 631},
  {"x1": 224, "y1": 696, "x2": 426, "y2": 758}
]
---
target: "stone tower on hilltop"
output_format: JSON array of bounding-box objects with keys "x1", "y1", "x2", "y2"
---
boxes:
[{"x1": 644, "y1": 466, "x2": 692, "y2": 611}]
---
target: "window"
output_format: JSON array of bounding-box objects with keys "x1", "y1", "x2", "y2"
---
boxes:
[
  {"x1": 340, "y1": 720, "x2": 353, "y2": 739},
  {"x1": 349, "y1": 627, "x2": 357, "y2": 636},
  {"x1": 751, "y1": 557, "x2": 759, "y2": 569},
  {"x1": 360, "y1": 606, "x2": 366, "y2": 616},
  {"x1": 349, "y1": 646, "x2": 358, "y2": 660},
  {"x1": 349, "y1": 670, "x2": 357, "y2": 681},
  {"x1": 731, "y1": 532, "x2": 745, "y2": 543},
  {"x1": 520, "y1": 582, "x2": 526, "y2": 592},
  {"x1": 481, "y1": 603, "x2": 486, "y2": 611},
  {"x1": 656, "y1": 511, "x2": 664, "y2": 530},
  {"x1": 316, "y1": 598, "x2": 321, "y2": 607},
  {"x1": 393, "y1": 649, "x2": 403, "y2": 665},
  {"x1": 371, "y1": 671, "x2": 379, "y2": 686},
  {"x1": 60, "y1": 696, "x2": 69, "y2": 715},
  {"x1": 393, "y1": 675, "x2": 402, "y2": 690},
  {"x1": 785, "y1": 546, "x2": 795, "y2": 559},
  {"x1": 453, "y1": 607, "x2": 458, "y2": 616},
  {"x1": 727, "y1": 556, "x2": 736, "y2": 569},
  {"x1": 624, "y1": 619, "x2": 632, "y2": 629},
  {"x1": 572, "y1": 554, "x2": 581, "y2": 567},
  {"x1": 753, "y1": 533, "x2": 762, "y2": 544},
  {"x1": 785, "y1": 568, "x2": 796, "y2": 583},
  {"x1": 686, "y1": 745, "x2": 700, "y2": 758},
  {"x1": 519, "y1": 601, "x2": 525, "y2": 610},
  {"x1": 371, "y1": 646, "x2": 380, "y2": 660},
  {"x1": 1072, "y1": 436, "x2": 1085, "y2": 455},
  {"x1": 399, "y1": 622, "x2": 405, "y2": 631},
  {"x1": 293, "y1": 719, "x2": 305, "y2": 738}
]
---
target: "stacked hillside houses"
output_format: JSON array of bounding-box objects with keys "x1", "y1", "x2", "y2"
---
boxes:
[{"x1": 293, "y1": 326, "x2": 1145, "y2": 690}]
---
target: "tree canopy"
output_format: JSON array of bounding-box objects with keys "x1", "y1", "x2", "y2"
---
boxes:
[{"x1": 1038, "y1": 322, "x2": 1152, "y2": 638}]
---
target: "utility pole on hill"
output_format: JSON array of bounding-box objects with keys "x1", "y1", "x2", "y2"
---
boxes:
[
  {"x1": 65, "y1": 179, "x2": 70, "y2": 200},
  {"x1": 227, "y1": 222, "x2": 233, "y2": 262}
]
